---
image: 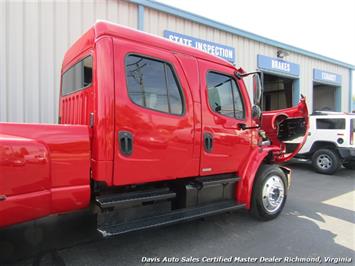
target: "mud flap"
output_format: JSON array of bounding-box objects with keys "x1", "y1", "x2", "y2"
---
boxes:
[{"x1": 279, "y1": 166, "x2": 292, "y2": 190}]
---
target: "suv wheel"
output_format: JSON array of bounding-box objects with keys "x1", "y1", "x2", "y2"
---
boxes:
[
  {"x1": 343, "y1": 161, "x2": 355, "y2": 170},
  {"x1": 251, "y1": 165, "x2": 287, "y2": 221},
  {"x1": 311, "y1": 149, "x2": 340, "y2": 175}
]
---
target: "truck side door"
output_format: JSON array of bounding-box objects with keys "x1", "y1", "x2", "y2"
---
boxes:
[
  {"x1": 112, "y1": 39, "x2": 197, "y2": 186},
  {"x1": 198, "y1": 59, "x2": 252, "y2": 176}
]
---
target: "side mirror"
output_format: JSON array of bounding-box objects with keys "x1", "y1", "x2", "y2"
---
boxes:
[
  {"x1": 252, "y1": 73, "x2": 262, "y2": 106},
  {"x1": 252, "y1": 105, "x2": 262, "y2": 120}
]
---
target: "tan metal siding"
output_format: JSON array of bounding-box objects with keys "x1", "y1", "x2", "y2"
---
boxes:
[
  {"x1": 0, "y1": 0, "x2": 137, "y2": 123},
  {"x1": 24, "y1": 1, "x2": 40, "y2": 122},
  {"x1": 0, "y1": 1, "x2": 351, "y2": 123},
  {"x1": 7, "y1": 1, "x2": 24, "y2": 122},
  {"x1": 0, "y1": 0, "x2": 6, "y2": 121},
  {"x1": 144, "y1": 7, "x2": 350, "y2": 111}
]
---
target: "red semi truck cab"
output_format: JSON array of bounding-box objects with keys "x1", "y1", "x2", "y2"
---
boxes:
[{"x1": 0, "y1": 21, "x2": 308, "y2": 235}]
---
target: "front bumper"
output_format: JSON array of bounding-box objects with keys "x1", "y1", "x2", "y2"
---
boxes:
[{"x1": 338, "y1": 147, "x2": 355, "y2": 160}]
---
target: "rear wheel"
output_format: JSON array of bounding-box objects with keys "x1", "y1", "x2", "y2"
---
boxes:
[
  {"x1": 343, "y1": 161, "x2": 355, "y2": 170},
  {"x1": 311, "y1": 149, "x2": 340, "y2": 175},
  {"x1": 251, "y1": 165, "x2": 287, "y2": 221}
]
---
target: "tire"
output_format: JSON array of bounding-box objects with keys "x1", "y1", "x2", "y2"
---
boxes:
[
  {"x1": 343, "y1": 161, "x2": 355, "y2": 170},
  {"x1": 250, "y1": 164, "x2": 287, "y2": 221},
  {"x1": 311, "y1": 149, "x2": 340, "y2": 175}
]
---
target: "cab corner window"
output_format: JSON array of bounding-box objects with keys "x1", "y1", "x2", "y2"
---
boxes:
[
  {"x1": 207, "y1": 72, "x2": 245, "y2": 119},
  {"x1": 61, "y1": 56, "x2": 93, "y2": 96},
  {"x1": 125, "y1": 55, "x2": 184, "y2": 115}
]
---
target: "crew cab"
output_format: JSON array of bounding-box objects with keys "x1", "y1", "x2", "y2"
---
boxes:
[
  {"x1": 0, "y1": 21, "x2": 308, "y2": 236},
  {"x1": 296, "y1": 112, "x2": 355, "y2": 174}
]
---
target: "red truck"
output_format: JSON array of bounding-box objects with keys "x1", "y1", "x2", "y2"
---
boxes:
[{"x1": 0, "y1": 22, "x2": 308, "y2": 236}]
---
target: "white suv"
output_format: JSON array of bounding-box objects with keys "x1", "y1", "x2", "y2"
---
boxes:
[{"x1": 296, "y1": 112, "x2": 355, "y2": 174}]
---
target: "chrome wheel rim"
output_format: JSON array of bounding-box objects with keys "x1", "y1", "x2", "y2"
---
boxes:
[
  {"x1": 262, "y1": 175, "x2": 285, "y2": 214},
  {"x1": 316, "y1": 154, "x2": 332, "y2": 169}
]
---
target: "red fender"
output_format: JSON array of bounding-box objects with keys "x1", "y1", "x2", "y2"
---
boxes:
[{"x1": 236, "y1": 146, "x2": 280, "y2": 209}]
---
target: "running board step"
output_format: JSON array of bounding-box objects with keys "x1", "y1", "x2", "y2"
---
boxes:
[
  {"x1": 97, "y1": 200, "x2": 245, "y2": 237},
  {"x1": 195, "y1": 174, "x2": 240, "y2": 186},
  {"x1": 96, "y1": 188, "x2": 176, "y2": 209}
]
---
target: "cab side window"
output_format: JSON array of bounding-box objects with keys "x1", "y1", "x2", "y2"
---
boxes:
[
  {"x1": 62, "y1": 56, "x2": 93, "y2": 96},
  {"x1": 125, "y1": 55, "x2": 184, "y2": 115},
  {"x1": 207, "y1": 72, "x2": 245, "y2": 119}
]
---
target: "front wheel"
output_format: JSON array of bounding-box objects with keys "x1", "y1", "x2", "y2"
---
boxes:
[
  {"x1": 251, "y1": 165, "x2": 287, "y2": 221},
  {"x1": 311, "y1": 149, "x2": 340, "y2": 175}
]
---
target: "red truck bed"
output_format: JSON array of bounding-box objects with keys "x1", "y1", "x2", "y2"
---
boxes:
[{"x1": 0, "y1": 123, "x2": 91, "y2": 228}]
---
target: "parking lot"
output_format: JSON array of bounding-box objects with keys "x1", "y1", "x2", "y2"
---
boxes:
[{"x1": 1, "y1": 160, "x2": 354, "y2": 266}]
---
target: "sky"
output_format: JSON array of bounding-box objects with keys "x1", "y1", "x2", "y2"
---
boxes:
[{"x1": 157, "y1": 0, "x2": 355, "y2": 97}]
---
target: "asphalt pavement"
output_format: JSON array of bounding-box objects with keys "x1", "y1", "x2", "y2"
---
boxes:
[{"x1": 1, "y1": 160, "x2": 354, "y2": 266}]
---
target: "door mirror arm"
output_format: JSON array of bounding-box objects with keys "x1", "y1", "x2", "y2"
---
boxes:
[{"x1": 235, "y1": 70, "x2": 263, "y2": 107}]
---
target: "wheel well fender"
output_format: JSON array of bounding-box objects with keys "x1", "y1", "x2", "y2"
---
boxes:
[
  {"x1": 236, "y1": 147, "x2": 279, "y2": 209},
  {"x1": 310, "y1": 141, "x2": 338, "y2": 154}
]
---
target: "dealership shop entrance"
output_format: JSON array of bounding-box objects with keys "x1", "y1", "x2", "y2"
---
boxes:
[
  {"x1": 263, "y1": 74, "x2": 295, "y2": 111},
  {"x1": 313, "y1": 83, "x2": 338, "y2": 111},
  {"x1": 312, "y1": 69, "x2": 342, "y2": 112},
  {"x1": 257, "y1": 55, "x2": 300, "y2": 111}
]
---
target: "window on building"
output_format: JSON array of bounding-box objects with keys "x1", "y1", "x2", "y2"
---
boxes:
[
  {"x1": 207, "y1": 72, "x2": 245, "y2": 119},
  {"x1": 125, "y1": 55, "x2": 184, "y2": 115},
  {"x1": 316, "y1": 118, "x2": 345, "y2": 129},
  {"x1": 61, "y1": 56, "x2": 93, "y2": 96}
]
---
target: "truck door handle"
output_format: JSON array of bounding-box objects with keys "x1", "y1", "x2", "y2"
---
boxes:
[
  {"x1": 237, "y1": 123, "x2": 259, "y2": 130},
  {"x1": 204, "y1": 133, "x2": 213, "y2": 152},
  {"x1": 0, "y1": 195, "x2": 6, "y2": 201},
  {"x1": 119, "y1": 131, "x2": 133, "y2": 156}
]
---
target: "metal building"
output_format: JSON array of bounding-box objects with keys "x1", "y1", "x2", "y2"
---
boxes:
[{"x1": 0, "y1": 0, "x2": 354, "y2": 123}]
